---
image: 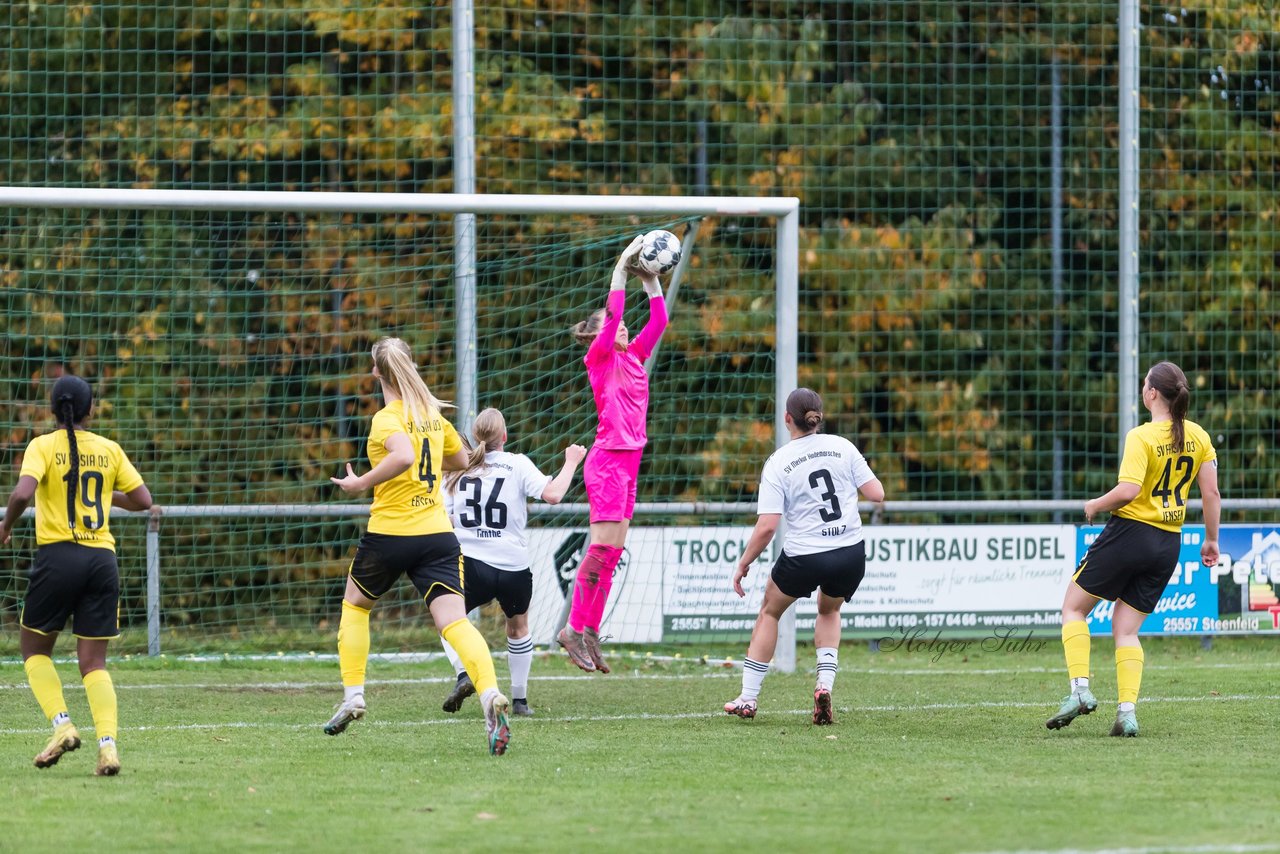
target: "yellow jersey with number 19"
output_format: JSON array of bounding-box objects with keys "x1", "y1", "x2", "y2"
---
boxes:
[
  {"x1": 19, "y1": 430, "x2": 145, "y2": 550},
  {"x1": 366, "y1": 400, "x2": 462, "y2": 537},
  {"x1": 1112, "y1": 418, "x2": 1216, "y2": 533}
]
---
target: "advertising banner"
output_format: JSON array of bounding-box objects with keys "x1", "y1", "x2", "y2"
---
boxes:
[
  {"x1": 1211, "y1": 524, "x2": 1280, "y2": 633},
  {"x1": 520, "y1": 523, "x2": 1280, "y2": 645},
  {"x1": 527, "y1": 525, "x2": 1079, "y2": 642}
]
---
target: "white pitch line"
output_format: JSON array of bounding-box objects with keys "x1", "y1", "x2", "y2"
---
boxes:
[
  {"x1": 0, "y1": 657, "x2": 1274, "y2": 691},
  {"x1": 854, "y1": 694, "x2": 1280, "y2": 713},
  {"x1": 0, "y1": 693, "x2": 1275, "y2": 737},
  {"x1": 0, "y1": 672, "x2": 735, "y2": 692}
]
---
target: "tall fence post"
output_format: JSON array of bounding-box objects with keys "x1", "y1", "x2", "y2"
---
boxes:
[
  {"x1": 453, "y1": 0, "x2": 478, "y2": 438},
  {"x1": 1050, "y1": 52, "x2": 1066, "y2": 522},
  {"x1": 146, "y1": 509, "x2": 162, "y2": 657},
  {"x1": 1118, "y1": 0, "x2": 1141, "y2": 437}
]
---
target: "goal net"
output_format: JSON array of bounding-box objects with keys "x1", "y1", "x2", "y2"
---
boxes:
[{"x1": 0, "y1": 189, "x2": 798, "y2": 656}]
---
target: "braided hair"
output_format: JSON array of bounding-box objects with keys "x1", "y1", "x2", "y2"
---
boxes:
[{"x1": 50, "y1": 375, "x2": 93, "y2": 530}]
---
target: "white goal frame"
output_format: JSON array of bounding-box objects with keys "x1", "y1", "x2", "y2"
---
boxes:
[{"x1": 0, "y1": 187, "x2": 804, "y2": 671}]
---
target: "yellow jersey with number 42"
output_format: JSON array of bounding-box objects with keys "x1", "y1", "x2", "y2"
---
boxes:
[
  {"x1": 1113, "y1": 419, "x2": 1216, "y2": 533},
  {"x1": 366, "y1": 400, "x2": 462, "y2": 536},
  {"x1": 19, "y1": 430, "x2": 144, "y2": 550}
]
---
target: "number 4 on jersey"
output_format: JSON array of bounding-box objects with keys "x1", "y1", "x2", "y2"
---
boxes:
[{"x1": 417, "y1": 437, "x2": 436, "y2": 490}]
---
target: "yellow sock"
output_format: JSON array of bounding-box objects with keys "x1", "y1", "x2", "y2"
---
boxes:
[
  {"x1": 440, "y1": 618, "x2": 497, "y2": 697},
  {"x1": 1116, "y1": 645, "x2": 1145, "y2": 705},
  {"x1": 23, "y1": 655, "x2": 68, "y2": 723},
  {"x1": 338, "y1": 601, "x2": 372, "y2": 688},
  {"x1": 83, "y1": 669, "x2": 118, "y2": 743},
  {"x1": 1061, "y1": 620, "x2": 1091, "y2": 680}
]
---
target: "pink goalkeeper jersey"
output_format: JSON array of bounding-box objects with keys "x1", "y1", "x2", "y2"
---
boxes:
[{"x1": 584, "y1": 289, "x2": 668, "y2": 450}]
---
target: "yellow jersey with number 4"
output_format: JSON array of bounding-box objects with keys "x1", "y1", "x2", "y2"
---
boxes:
[
  {"x1": 1113, "y1": 419, "x2": 1216, "y2": 532},
  {"x1": 19, "y1": 430, "x2": 144, "y2": 550},
  {"x1": 366, "y1": 400, "x2": 461, "y2": 536}
]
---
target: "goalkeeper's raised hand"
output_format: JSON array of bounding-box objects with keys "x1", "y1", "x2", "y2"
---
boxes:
[
  {"x1": 610, "y1": 234, "x2": 645, "y2": 291},
  {"x1": 638, "y1": 268, "x2": 662, "y2": 298}
]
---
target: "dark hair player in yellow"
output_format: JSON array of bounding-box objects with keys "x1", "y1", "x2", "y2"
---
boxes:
[{"x1": 1, "y1": 374, "x2": 153, "y2": 776}]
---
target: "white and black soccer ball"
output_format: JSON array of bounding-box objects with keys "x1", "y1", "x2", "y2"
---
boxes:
[{"x1": 636, "y1": 230, "x2": 682, "y2": 277}]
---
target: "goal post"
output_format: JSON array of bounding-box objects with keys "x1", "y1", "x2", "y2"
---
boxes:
[{"x1": 0, "y1": 187, "x2": 802, "y2": 668}]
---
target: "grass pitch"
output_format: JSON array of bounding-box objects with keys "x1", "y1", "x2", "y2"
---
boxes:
[{"x1": 1, "y1": 637, "x2": 1277, "y2": 853}]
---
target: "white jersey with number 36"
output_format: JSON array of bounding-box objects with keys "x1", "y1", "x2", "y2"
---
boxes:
[
  {"x1": 757, "y1": 433, "x2": 876, "y2": 556},
  {"x1": 444, "y1": 451, "x2": 551, "y2": 571}
]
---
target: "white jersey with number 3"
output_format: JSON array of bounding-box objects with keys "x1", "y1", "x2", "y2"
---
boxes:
[
  {"x1": 444, "y1": 451, "x2": 551, "y2": 571},
  {"x1": 757, "y1": 433, "x2": 875, "y2": 556}
]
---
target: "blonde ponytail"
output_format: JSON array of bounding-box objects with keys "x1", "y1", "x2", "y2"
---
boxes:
[
  {"x1": 445, "y1": 407, "x2": 507, "y2": 493},
  {"x1": 371, "y1": 337, "x2": 451, "y2": 424}
]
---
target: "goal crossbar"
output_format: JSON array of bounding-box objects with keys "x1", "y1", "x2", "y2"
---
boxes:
[{"x1": 0, "y1": 186, "x2": 798, "y2": 218}]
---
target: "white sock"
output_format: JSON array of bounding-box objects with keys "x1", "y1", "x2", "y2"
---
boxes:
[
  {"x1": 52, "y1": 711, "x2": 70, "y2": 728},
  {"x1": 442, "y1": 637, "x2": 467, "y2": 678},
  {"x1": 1118, "y1": 701, "x2": 1135, "y2": 713},
  {"x1": 343, "y1": 685, "x2": 364, "y2": 702},
  {"x1": 741, "y1": 657, "x2": 769, "y2": 701},
  {"x1": 507, "y1": 634, "x2": 534, "y2": 700},
  {"x1": 99, "y1": 735, "x2": 115, "y2": 748},
  {"x1": 816, "y1": 647, "x2": 838, "y2": 691},
  {"x1": 1071, "y1": 676, "x2": 1090, "y2": 691}
]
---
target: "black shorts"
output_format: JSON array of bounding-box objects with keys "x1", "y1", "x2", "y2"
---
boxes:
[
  {"x1": 462, "y1": 557, "x2": 533, "y2": 619},
  {"x1": 771, "y1": 541, "x2": 866, "y2": 602},
  {"x1": 21, "y1": 542, "x2": 120, "y2": 640},
  {"x1": 1073, "y1": 517, "x2": 1180, "y2": 614},
  {"x1": 348, "y1": 532, "x2": 464, "y2": 605}
]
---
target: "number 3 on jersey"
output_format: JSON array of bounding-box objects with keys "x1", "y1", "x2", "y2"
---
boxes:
[
  {"x1": 808, "y1": 469, "x2": 842, "y2": 522},
  {"x1": 417, "y1": 436, "x2": 436, "y2": 490}
]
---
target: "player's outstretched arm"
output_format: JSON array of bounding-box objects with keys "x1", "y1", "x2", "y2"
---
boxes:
[
  {"x1": 732, "y1": 513, "x2": 781, "y2": 598},
  {"x1": 0, "y1": 475, "x2": 37, "y2": 545},
  {"x1": 542, "y1": 444, "x2": 587, "y2": 504},
  {"x1": 331, "y1": 432, "x2": 415, "y2": 494},
  {"x1": 1082, "y1": 482, "x2": 1141, "y2": 524},
  {"x1": 611, "y1": 234, "x2": 644, "y2": 291},
  {"x1": 585, "y1": 238, "x2": 643, "y2": 364},
  {"x1": 631, "y1": 276, "x2": 669, "y2": 360}
]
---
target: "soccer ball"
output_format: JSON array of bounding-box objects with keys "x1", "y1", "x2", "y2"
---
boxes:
[{"x1": 636, "y1": 230, "x2": 682, "y2": 277}]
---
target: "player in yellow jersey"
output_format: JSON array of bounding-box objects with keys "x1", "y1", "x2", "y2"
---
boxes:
[
  {"x1": 1, "y1": 375, "x2": 153, "y2": 776},
  {"x1": 1048, "y1": 361, "x2": 1220, "y2": 737},
  {"x1": 324, "y1": 337, "x2": 511, "y2": 755}
]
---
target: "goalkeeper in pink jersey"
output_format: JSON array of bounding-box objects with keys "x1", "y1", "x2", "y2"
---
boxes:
[{"x1": 558, "y1": 235, "x2": 668, "y2": 674}]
